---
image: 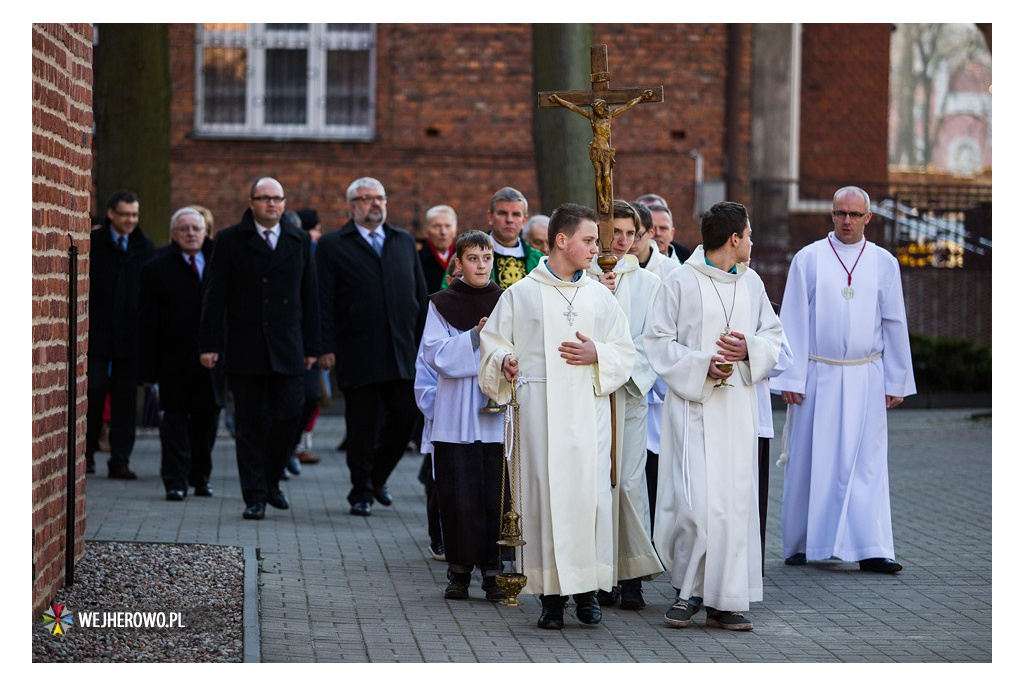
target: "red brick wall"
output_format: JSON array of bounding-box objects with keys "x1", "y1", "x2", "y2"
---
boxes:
[
  {"x1": 166, "y1": 23, "x2": 749, "y2": 247},
  {"x1": 799, "y1": 24, "x2": 890, "y2": 189},
  {"x1": 31, "y1": 23, "x2": 94, "y2": 615}
]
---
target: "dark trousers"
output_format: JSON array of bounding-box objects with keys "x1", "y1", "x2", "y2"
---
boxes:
[
  {"x1": 419, "y1": 454, "x2": 443, "y2": 547},
  {"x1": 645, "y1": 449, "x2": 659, "y2": 532},
  {"x1": 290, "y1": 365, "x2": 323, "y2": 450},
  {"x1": 229, "y1": 373, "x2": 304, "y2": 506},
  {"x1": 758, "y1": 436, "x2": 770, "y2": 577},
  {"x1": 432, "y1": 441, "x2": 503, "y2": 572},
  {"x1": 342, "y1": 380, "x2": 418, "y2": 505},
  {"x1": 159, "y1": 406, "x2": 221, "y2": 492},
  {"x1": 86, "y1": 354, "x2": 138, "y2": 470}
]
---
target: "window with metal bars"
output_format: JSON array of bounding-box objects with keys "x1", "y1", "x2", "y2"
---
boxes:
[{"x1": 194, "y1": 23, "x2": 376, "y2": 140}]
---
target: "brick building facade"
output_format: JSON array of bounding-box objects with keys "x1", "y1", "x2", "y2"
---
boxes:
[
  {"x1": 31, "y1": 23, "x2": 94, "y2": 616},
  {"x1": 164, "y1": 23, "x2": 754, "y2": 249}
]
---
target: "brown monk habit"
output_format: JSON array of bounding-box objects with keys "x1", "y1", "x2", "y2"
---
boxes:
[{"x1": 429, "y1": 277, "x2": 503, "y2": 332}]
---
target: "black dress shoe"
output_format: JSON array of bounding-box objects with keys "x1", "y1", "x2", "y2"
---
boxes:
[
  {"x1": 165, "y1": 489, "x2": 186, "y2": 501},
  {"x1": 597, "y1": 586, "x2": 620, "y2": 606},
  {"x1": 537, "y1": 594, "x2": 567, "y2": 629},
  {"x1": 859, "y1": 557, "x2": 903, "y2": 574},
  {"x1": 108, "y1": 465, "x2": 137, "y2": 480},
  {"x1": 350, "y1": 501, "x2": 372, "y2": 516},
  {"x1": 194, "y1": 483, "x2": 214, "y2": 497},
  {"x1": 573, "y1": 591, "x2": 602, "y2": 625},
  {"x1": 785, "y1": 553, "x2": 807, "y2": 566},
  {"x1": 619, "y1": 578, "x2": 645, "y2": 610},
  {"x1": 268, "y1": 491, "x2": 290, "y2": 510},
  {"x1": 373, "y1": 485, "x2": 393, "y2": 506},
  {"x1": 243, "y1": 502, "x2": 266, "y2": 520}
]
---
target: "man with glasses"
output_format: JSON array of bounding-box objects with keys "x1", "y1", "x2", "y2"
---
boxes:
[
  {"x1": 635, "y1": 194, "x2": 691, "y2": 264},
  {"x1": 317, "y1": 177, "x2": 428, "y2": 516},
  {"x1": 86, "y1": 190, "x2": 155, "y2": 479},
  {"x1": 140, "y1": 207, "x2": 222, "y2": 501},
  {"x1": 199, "y1": 177, "x2": 321, "y2": 520},
  {"x1": 771, "y1": 186, "x2": 916, "y2": 574}
]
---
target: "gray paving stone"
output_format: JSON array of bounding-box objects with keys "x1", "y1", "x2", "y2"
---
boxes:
[{"x1": 83, "y1": 408, "x2": 991, "y2": 662}]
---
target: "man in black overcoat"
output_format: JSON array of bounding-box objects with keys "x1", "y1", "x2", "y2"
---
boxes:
[
  {"x1": 86, "y1": 190, "x2": 156, "y2": 479},
  {"x1": 139, "y1": 207, "x2": 224, "y2": 501},
  {"x1": 199, "y1": 178, "x2": 321, "y2": 520},
  {"x1": 317, "y1": 177, "x2": 428, "y2": 516}
]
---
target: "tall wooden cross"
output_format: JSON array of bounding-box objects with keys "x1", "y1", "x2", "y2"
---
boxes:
[
  {"x1": 537, "y1": 45, "x2": 663, "y2": 488},
  {"x1": 538, "y1": 44, "x2": 663, "y2": 272}
]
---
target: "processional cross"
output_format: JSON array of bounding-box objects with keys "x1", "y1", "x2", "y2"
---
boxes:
[
  {"x1": 538, "y1": 44, "x2": 663, "y2": 271},
  {"x1": 537, "y1": 45, "x2": 663, "y2": 487}
]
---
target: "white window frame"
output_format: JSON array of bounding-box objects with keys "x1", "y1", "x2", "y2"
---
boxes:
[{"x1": 193, "y1": 23, "x2": 377, "y2": 141}]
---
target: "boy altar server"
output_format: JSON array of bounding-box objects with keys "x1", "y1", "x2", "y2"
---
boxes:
[
  {"x1": 643, "y1": 201, "x2": 783, "y2": 631},
  {"x1": 479, "y1": 203, "x2": 636, "y2": 630},
  {"x1": 422, "y1": 231, "x2": 505, "y2": 601}
]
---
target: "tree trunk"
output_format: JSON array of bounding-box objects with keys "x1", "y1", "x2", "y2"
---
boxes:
[
  {"x1": 532, "y1": 23, "x2": 594, "y2": 215},
  {"x1": 93, "y1": 24, "x2": 171, "y2": 244}
]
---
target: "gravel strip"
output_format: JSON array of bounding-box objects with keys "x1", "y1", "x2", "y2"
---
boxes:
[{"x1": 33, "y1": 541, "x2": 244, "y2": 663}]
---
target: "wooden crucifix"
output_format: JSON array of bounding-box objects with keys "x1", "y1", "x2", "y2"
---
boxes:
[
  {"x1": 537, "y1": 45, "x2": 663, "y2": 487},
  {"x1": 538, "y1": 44, "x2": 663, "y2": 271}
]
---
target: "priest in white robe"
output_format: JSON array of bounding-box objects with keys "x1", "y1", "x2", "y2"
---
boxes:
[
  {"x1": 771, "y1": 186, "x2": 916, "y2": 575},
  {"x1": 479, "y1": 203, "x2": 635, "y2": 630},
  {"x1": 587, "y1": 200, "x2": 665, "y2": 610},
  {"x1": 645, "y1": 201, "x2": 782, "y2": 631}
]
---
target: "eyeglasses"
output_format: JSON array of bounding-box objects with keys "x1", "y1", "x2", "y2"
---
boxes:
[
  {"x1": 173, "y1": 225, "x2": 206, "y2": 233},
  {"x1": 251, "y1": 196, "x2": 286, "y2": 204},
  {"x1": 350, "y1": 195, "x2": 387, "y2": 204},
  {"x1": 831, "y1": 210, "x2": 867, "y2": 219}
]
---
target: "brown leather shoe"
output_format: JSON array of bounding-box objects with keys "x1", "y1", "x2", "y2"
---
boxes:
[{"x1": 296, "y1": 450, "x2": 320, "y2": 464}]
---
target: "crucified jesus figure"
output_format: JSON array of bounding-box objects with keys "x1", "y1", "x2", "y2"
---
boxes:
[{"x1": 547, "y1": 89, "x2": 656, "y2": 215}]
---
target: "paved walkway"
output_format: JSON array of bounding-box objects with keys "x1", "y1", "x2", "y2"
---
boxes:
[{"x1": 84, "y1": 407, "x2": 992, "y2": 663}]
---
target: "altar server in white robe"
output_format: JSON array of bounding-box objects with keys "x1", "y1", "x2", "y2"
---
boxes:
[
  {"x1": 627, "y1": 202, "x2": 680, "y2": 530},
  {"x1": 479, "y1": 203, "x2": 635, "y2": 630},
  {"x1": 771, "y1": 186, "x2": 915, "y2": 575},
  {"x1": 587, "y1": 200, "x2": 665, "y2": 610},
  {"x1": 645, "y1": 201, "x2": 782, "y2": 631},
  {"x1": 423, "y1": 231, "x2": 506, "y2": 601}
]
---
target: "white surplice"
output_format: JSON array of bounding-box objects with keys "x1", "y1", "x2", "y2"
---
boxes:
[
  {"x1": 641, "y1": 247, "x2": 680, "y2": 455},
  {"x1": 588, "y1": 255, "x2": 665, "y2": 581},
  {"x1": 644, "y1": 246, "x2": 782, "y2": 611},
  {"x1": 770, "y1": 234, "x2": 916, "y2": 562},
  {"x1": 422, "y1": 301, "x2": 503, "y2": 446},
  {"x1": 643, "y1": 245, "x2": 681, "y2": 282},
  {"x1": 413, "y1": 340, "x2": 437, "y2": 459},
  {"x1": 478, "y1": 260, "x2": 636, "y2": 596}
]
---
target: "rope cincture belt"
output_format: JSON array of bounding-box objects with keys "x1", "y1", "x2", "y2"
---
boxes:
[
  {"x1": 808, "y1": 351, "x2": 882, "y2": 366},
  {"x1": 776, "y1": 351, "x2": 883, "y2": 467}
]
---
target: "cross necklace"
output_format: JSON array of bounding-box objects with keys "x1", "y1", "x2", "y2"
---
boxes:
[
  {"x1": 554, "y1": 286, "x2": 581, "y2": 326},
  {"x1": 708, "y1": 275, "x2": 737, "y2": 337},
  {"x1": 827, "y1": 234, "x2": 867, "y2": 300}
]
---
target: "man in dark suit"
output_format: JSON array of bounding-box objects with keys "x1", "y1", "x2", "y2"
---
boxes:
[
  {"x1": 199, "y1": 177, "x2": 321, "y2": 520},
  {"x1": 139, "y1": 207, "x2": 224, "y2": 501},
  {"x1": 317, "y1": 177, "x2": 428, "y2": 516},
  {"x1": 86, "y1": 190, "x2": 156, "y2": 479}
]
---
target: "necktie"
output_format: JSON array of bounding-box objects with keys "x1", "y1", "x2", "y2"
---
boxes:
[
  {"x1": 189, "y1": 254, "x2": 200, "y2": 278},
  {"x1": 263, "y1": 230, "x2": 274, "y2": 250},
  {"x1": 118, "y1": 235, "x2": 127, "y2": 252},
  {"x1": 370, "y1": 230, "x2": 382, "y2": 256}
]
